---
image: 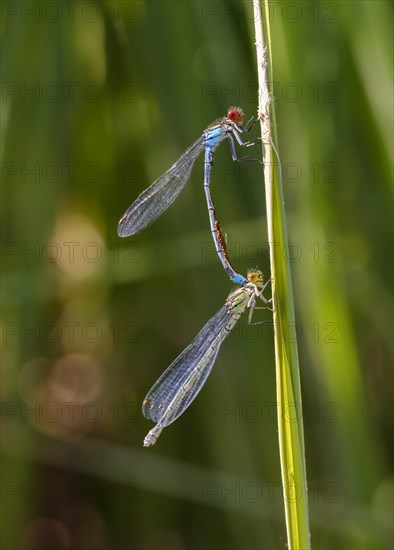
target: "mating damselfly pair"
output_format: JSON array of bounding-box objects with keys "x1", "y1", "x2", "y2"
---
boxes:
[{"x1": 117, "y1": 108, "x2": 271, "y2": 446}]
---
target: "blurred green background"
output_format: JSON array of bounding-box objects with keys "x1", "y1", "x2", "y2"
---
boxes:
[{"x1": 1, "y1": 1, "x2": 393, "y2": 549}]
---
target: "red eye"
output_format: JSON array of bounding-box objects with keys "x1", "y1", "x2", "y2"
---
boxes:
[{"x1": 227, "y1": 107, "x2": 244, "y2": 124}]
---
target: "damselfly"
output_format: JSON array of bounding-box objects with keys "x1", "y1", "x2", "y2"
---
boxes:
[
  {"x1": 142, "y1": 270, "x2": 271, "y2": 446},
  {"x1": 118, "y1": 107, "x2": 259, "y2": 285}
]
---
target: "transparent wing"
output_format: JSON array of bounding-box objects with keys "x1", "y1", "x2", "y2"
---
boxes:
[
  {"x1": 118, "y1": 136, "x2": 205, "y2": 237},
  {"x1": 142, "y1": 303, "x2": 238, "y2": 427}
]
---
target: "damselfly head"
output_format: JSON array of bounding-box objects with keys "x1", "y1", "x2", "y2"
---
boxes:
[
  {"x1": 247, "y1": 269, "x2": 263, "y2": 286},
  {"x1": 227, "y1": 107, "x2": 244, "y2": 124}
]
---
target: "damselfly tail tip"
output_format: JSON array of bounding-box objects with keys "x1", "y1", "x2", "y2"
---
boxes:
[{"x1": 143, "y1": 424, "x2": 163, "y2": 447}]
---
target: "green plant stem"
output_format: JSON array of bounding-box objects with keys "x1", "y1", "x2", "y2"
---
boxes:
[{"x1": 252, "y1": 1, "x2": 311, "y2": 548}]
